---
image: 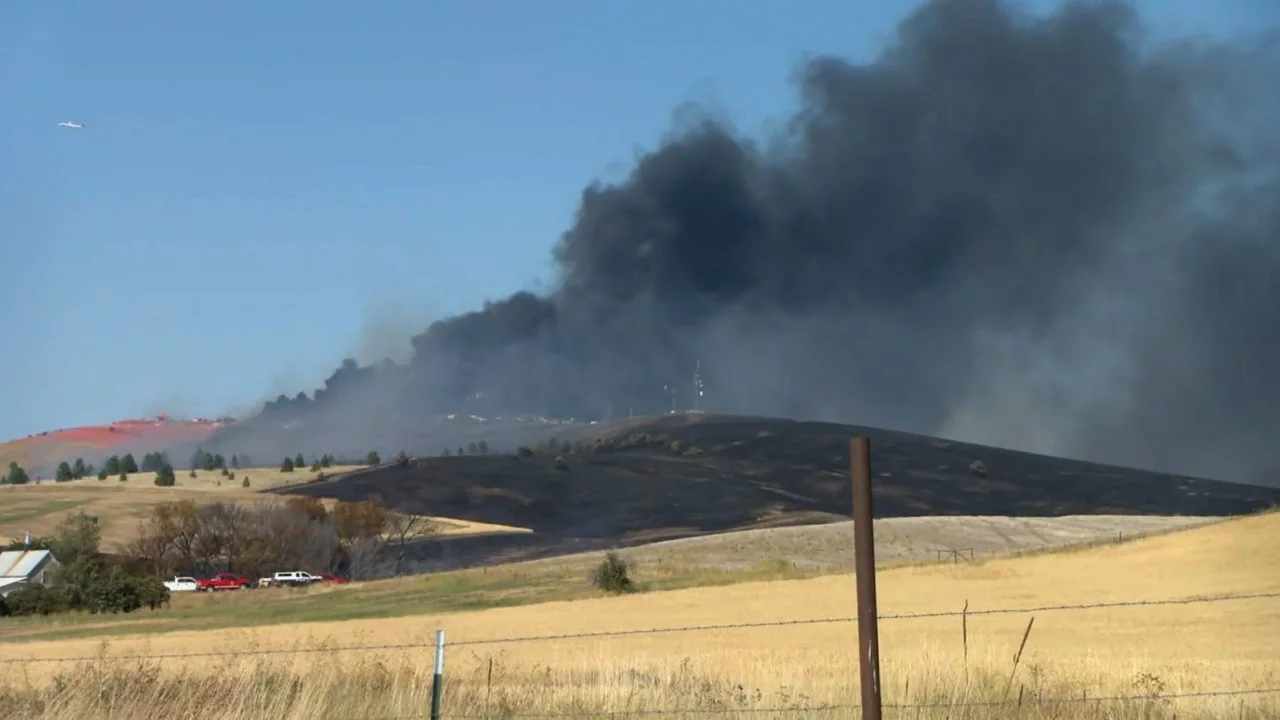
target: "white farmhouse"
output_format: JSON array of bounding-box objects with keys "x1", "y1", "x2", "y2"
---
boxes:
[{"x1": 0, "y1": 549, "x2": 59, "y2": 597}]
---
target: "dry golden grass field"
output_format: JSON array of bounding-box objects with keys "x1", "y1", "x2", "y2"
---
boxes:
[
  {"x1": 1, "y1": 509, "x2": 1276, "y2": 719},
  {"x1": 0, "y1": 467, "x2": 528, "y2": 551}
]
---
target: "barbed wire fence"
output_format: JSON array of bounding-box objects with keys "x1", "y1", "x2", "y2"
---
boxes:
[{"x1": 3, "y1": 589, "x2": 1278, "y2": 718}]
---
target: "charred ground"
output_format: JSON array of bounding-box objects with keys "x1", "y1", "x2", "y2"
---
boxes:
[{"x1": 276, "y1": 414, "x2": 1280, "y2": 559}]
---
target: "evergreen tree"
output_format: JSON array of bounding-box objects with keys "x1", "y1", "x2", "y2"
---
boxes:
[{"x1": 153, "y1": 464, "x2": 176, "y2": 487}]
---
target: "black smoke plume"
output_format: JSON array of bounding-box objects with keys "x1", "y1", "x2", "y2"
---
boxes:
[{"x1": 267, "y1": 0, "x2": 1280, "y2": 484}]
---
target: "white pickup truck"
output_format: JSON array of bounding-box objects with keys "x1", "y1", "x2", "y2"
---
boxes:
[
  {"x1": 163, "y1": 576, "x2": 199, "y2": 592},
  {"x1": 258, "y1": 570, "x2": 321, "y2": 588}
]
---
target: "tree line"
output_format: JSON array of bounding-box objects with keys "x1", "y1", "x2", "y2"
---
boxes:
[{"x1": 129, "y1": 496, "x2": 437, "y2": 581}]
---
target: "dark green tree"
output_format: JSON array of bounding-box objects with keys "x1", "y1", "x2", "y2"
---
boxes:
[
  {"x1": 55, "y1": 461, "x2": 74, "y2": 483},
  {"x1": 96, "y1": 468, "x2": 108, "y2": 481},
  {"x1": 71, "y1": 458, "x2": 87, "y2": 479},
  {"x1": 121, "y1": 454, "x2": 139, "y2": 474},
  {"x1": 280, "y1": 457, "x2": 295, "y2": 473},
  {"x1": 294, "y1": 453, "x2": 305, "y2": 468},
  {"x1": 6, "y1": 462, "x2": 29, "y2": 485},
  {"x1": 366, "y1": 451, "x2": 381, "y2": 466},
  {"x1": 103, "y1": 455, "x2": 121, "y2": 475},
  {"x1": 154, "y1": 463, "x2": 176, "y2": 487},
  {"x1": 214, "y1": 454, "x2": 226, "y2": 470},
  {"x1": 230, "y1": 454, "x2": 240, "y2": 469}
]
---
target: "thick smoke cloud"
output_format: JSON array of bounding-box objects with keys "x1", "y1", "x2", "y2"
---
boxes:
[{"x1": 286, "y1": 0, "x2": 1280, "y2": 483}]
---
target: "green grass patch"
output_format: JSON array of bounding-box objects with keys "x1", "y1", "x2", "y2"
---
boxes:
[{"x1": 0, "y1": 557, "x2": 824, "y2": 645}]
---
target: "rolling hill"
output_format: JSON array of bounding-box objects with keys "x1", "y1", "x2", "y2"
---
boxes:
[
  {"x1": 0, "y1": 416, "x2": 230, "y2": 477},
  {"x1": 276, "y1": 413, "x2": 1280, "y2": 566}
]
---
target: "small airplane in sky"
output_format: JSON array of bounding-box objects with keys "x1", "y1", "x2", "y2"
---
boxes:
[{"x1": 57, "y1": 121, "x2": 85, "y2": 129}]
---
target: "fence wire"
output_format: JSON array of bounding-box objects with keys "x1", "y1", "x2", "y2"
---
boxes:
[
  {"x1": 376, "y1": 685, "x2": 1280, "y2": 718},
  {"x1": 3, "y1": 588, "x2": 1276, "y2": 665}
]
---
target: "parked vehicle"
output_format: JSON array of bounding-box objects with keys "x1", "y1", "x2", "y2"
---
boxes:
[
  {"x1": 269, "y1": 570, "x2": 320, "y2": 587},
  {"x1": 163, "y1": 576, "x2": 199, "y2": 593},
  {"x1": 196, "y1": 573, "x2": 251, "y2": 591}
]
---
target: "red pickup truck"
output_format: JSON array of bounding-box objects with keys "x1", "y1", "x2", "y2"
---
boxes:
[{"x1": 196, "y1": 573, "x2": 251, "y2": 591}]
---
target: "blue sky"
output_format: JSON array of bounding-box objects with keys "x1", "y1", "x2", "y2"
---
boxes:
[{"x1": 0, "y1": 0, "x2": 1265, "y2": 440}]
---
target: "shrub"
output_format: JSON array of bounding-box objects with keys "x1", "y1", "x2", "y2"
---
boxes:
[
  {"x1": 242, "y1": 476, "x2": 251, "y2": 488},
  {"x1": 118, "y1": 472, "x2": 128, "y2": 482},
  {"x1": 553, "y1": 455, "x2": 569, "y2": 471},
  {"x1": 590, "y1": 552, "x2": 634, "y2": 594},
  {"x1": 97, "y1": 469, "x2": 108, "y2": 481},
  {"x1": 516, "y1": 446, "x2": 534, "y2": 458},
  {"x1": 396, "y1": 451, "x2": 410, "y2": 467},
  {"x1": 189, "y1": 470, "x2": 198, "y2": 478},
  {"x1": 5, "y1": 583, "x2": 68, "y2": 616},
  {"x1": 683, "y1": 446, "x2": 705, "y2": 457},
  {"x1": 969, "y1": 460, "x2": 989, "y2": 478},
  {"x1": 366, "y1": 451, "x2": 381, "y2": 466},
  {"x1": 669, "y1": 440, "x2": 682, "y2": 453}
]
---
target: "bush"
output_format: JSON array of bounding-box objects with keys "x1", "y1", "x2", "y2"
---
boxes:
[
  {"x1": 969, "y1": 460, "x2": 989, "y2": 478},
  {"x1": 553, "y1": 455, "x2": 569, "y2": 471},
  {"x1": 242, "y1": 476, "x2": 251, "y2": 488},
  {"x1": 366, "y1": 451, "x2": 381, "y2": 466},
  {"x1": 396, "y1": 450, "x2": 410, "y2": 467},
  {"x1": 118, "y1": 471, "x2": 128, "y2": 482},
  {"x1": 5, "y1": 583, "x2": 67, "y2": 616},
  {"x1": 590, "y1": 552, "x2": 634, "y2": 594},
  {"x1": 97, "y1": 469, "x2": 108, "y2": 481}
]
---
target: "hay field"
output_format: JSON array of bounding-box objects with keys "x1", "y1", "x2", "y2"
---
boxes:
[
  {"x1": 0, "y1": 466, "x2": 527, "y2": 551},
  {"x1": 1, "y1": 511, "x2": 1276, "y2": 719}
]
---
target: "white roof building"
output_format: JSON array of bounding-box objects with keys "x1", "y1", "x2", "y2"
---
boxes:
[{"x1": 0, "y1": 549, "x2": 59, "y2": 597}]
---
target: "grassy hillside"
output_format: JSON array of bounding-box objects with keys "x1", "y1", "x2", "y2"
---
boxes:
[
  {"x1": 3, "y1": 510, "x2": 1276, "y2": 719},
  {"x1": 0, "y1": 465, "x2": 526, "y2": 551},
  {"x1": 0, "y1": 419, "x2": 226, "y2": 476},
  {"x1": 278, "y1": 414, "x2": 1280, "y2": 545}
]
